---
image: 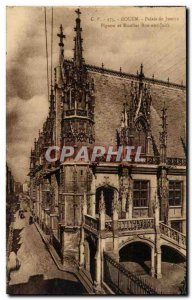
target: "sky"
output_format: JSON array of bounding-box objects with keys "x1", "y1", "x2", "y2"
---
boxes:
[{"x1": 6, "y1": 6, "x2": 186, "y2": 183}]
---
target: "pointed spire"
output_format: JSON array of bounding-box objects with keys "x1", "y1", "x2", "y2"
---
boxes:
[
  {"x1": 57, "y1": 24, "x2": 66, "y2": 61},
  {"x1": 73, "y1": 9, "x2": 84, "y2": 68},
  {"x1": 159, "y1": 102, "x2": 168, "y2": 163},
  {"x1": 139, "y1": 63, "x2": 144, "y2": 80}
]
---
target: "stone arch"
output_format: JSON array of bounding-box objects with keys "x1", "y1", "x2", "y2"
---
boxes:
[
  {"x1": 119, "y1": 236, "x2": 155, "y2": 251},
  {"x1": 119, "y1": 239, "x2": 153, "y2": 275},
  {"x1": 95, "y1": 182, "x2": 119, "y2": 192},
  {"x1": 161, "y1": 243, "x2": 186, "y2": 260},
  {"x1": 160, "y1": 244, "x2": 186, "y2": 286}
]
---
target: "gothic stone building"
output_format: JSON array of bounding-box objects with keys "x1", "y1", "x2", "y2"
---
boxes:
[{"x1": 29, "y1": 10, "x2": 186, "y2": 292}]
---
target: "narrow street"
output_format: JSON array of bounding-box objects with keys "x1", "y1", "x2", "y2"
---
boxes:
[{"x1": 7, "y1": 210, "x2": 87, "y2": 295}]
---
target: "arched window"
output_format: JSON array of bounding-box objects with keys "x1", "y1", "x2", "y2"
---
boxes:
[
  {"x1": 95, "y1": 186, "x2": 115, "y2": 217},
  {"x1": 134, "y1": 119, "x2": 147, "y2": 154}
]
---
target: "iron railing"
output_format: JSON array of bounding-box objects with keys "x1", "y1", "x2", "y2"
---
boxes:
[{"x1": 103, "y1": 252, "x2": 158, "y2": 295}]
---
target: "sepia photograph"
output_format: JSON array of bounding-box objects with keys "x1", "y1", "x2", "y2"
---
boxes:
[{"x1": 6, "y1": 6, "x2": 187, "y2": 295}]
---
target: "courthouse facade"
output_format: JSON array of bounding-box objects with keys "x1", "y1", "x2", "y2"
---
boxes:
[{"x1": 29, "y1": 10, "x2": 186, "y2": 292}]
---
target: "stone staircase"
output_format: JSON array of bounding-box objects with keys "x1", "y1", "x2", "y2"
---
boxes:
[{"x1": 159, "y1": 223, "x2": 186, "y2": 256}]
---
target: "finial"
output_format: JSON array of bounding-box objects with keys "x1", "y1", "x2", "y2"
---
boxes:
[
  {"x1": 159, "y1": 102, "x2": 168, "y2": 163},
  {"x1": 99, "y1": 191, "x2": 105, "y2": 213},
  {"x1": 73, "y1": 9, "x2": 84, "y2": 68},
  {"x1": 120, "y1": 67, "x2": 122, "y2": 73},
  {"x1": 57, "y1": 24, "x2": 65, "y2": 48},
  {"x1": 102, "y1": 62, "x2": 104, "y2": 69},
  {"x1": 140, "y1": 63, "x2": 143, "y2": 74},
  {"x1": 139, "y1": 63, "x2": 144, "y2": 79},
  {"x1": 152, "y1": 74, "x2": 154, "y2": 80},
  {"x1": 167, "y1": 77, "x2": 169, "y2": 84},
  {"x1": 75, "y1": 8, "x2": 81, "y2": 18}
]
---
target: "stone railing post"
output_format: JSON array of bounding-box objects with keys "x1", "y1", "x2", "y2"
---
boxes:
[
  {"x1": 82, "y1": 192, "x2": 87, "y2": 217},
  {"x1": 155, "y1": 248, "x2": 162, "y2": 279},
  {"x1": 112, "y1": 192, "x2": 119, "y2": 260},
  {"x1": 79, "y1": 226, "x2": 85, "y2": 267},
  {"x1": 99, "y1": 191, "x2": 106, "y2": 231},
  {"x1": 153, "y1": 191, "x2": 160, "y2": 230},
  {"x1": 150, "y1": 247, "x2": 155, "y2": 277},
  {"x1": 94, "y1": 237, "x2": 102, "y2": 292},
  {"x1": 90, "y1": 174, "x2": 96, "y2": 217}
]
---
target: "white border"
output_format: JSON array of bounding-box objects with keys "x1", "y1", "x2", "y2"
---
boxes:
[{"x1": 1, "y1": 0, "x2": 191, "y2": 299}]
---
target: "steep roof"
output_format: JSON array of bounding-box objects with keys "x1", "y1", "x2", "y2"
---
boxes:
[{"x1": 87, "y1": 67, "x2": 186, "y2": 158}]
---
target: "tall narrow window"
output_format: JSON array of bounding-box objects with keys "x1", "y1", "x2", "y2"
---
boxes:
[
  {"x1": 133, "y1": 180, "x2": 149, "y2": 207},
  {"x1": 134, "y1": 121, "x2": 147, "y2": 154},
  {"x1": 169, "y1": 181, "x2": 183, "y2": 206}
]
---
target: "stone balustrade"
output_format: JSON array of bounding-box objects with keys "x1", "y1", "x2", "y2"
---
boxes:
[
  {"x1": 118, "y1": 218, "x2": 155, "y2": 231},
  {"x1": 84, "y1": 215, "x2": 155, "y2": 233},
  {"x1": 84, "y1": 214, "x2": 99, "y2": 231},
  {"x1": 159, "y1": 222, "x2": 186, "y2": 247}
]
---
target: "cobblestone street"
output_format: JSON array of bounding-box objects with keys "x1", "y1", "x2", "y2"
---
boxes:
[{"x1": 7, "y1": 211, "x2": 86, "y2": 295}]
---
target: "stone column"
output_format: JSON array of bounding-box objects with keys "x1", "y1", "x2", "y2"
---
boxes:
[
  {"x1": 112, "y1": 192, "x2": 119, "y2": 259},
  {"x1": 99, "y1": 191, "x2": 106, "y2": 231},
  {"x1": 94, "y1": 238, "x2": 101, "y2": 291},
  {"x1": 83, "y1": 192, "x2": 87, "y2": 216},
  {"x1": 99, "y1": 192, "x2": 106, "y2": 284},
  {"x1": 150, "y1": 247, "x2": 155, "y2": 277},
  {"x1": 90, "y1": 175, "x2": 96, "y2": 217},
  {"x1": 153, "y1": 191, "x2": 162, "y2": 278},
  {"x1": 158, "y1": 166, "x2": 169, "y2": 223},
  {"x1": 156, "y1": 248, "x2": 162, "y2": 279},
  {"x1": 79, "y1": 193, "x2": 86, "y2": 268},
  {"x1": 154, "y1": 192, "x2": 160, "y2": 229},
  {"x1": 125, "y1": 181, "x2": 133, "y2": 219},
  {"x1": 79, "y1": 227, "x2": 85, "y2": 267}
]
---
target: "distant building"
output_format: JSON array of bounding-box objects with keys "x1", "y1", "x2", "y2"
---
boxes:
[{"x1": 6, "y1": 164, "x2": 15, "y2": 195}]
